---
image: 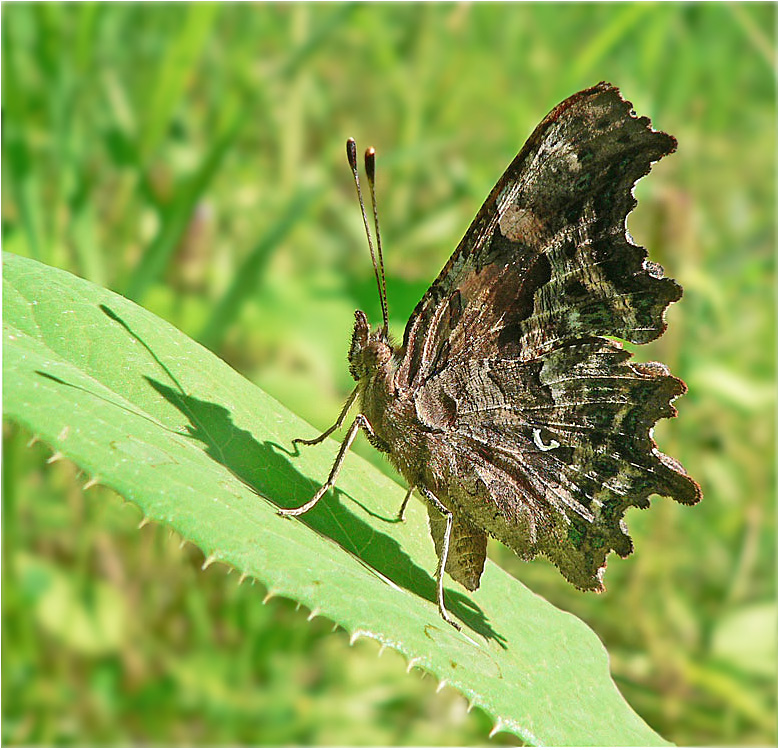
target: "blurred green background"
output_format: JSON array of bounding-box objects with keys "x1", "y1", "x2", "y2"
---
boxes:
[{"x1": 2, "y1": 2, "x2": 776, "y2": 746}]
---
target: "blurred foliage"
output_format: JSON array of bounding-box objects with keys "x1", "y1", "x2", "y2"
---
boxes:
[{"x1": 2, "y1": 2, "x2": 776, "y2": 746}]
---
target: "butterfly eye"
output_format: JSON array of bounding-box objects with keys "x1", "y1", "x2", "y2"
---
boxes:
[{"x1": 532, "y1": 427, "x2": 560, "y2": 452}]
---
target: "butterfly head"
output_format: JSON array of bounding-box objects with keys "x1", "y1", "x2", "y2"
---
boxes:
[{"x1": 348, "y1": 310, "x2": 392, "y2": 382}]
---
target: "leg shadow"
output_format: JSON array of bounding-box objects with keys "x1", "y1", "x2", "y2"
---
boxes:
[
  {"x1": 145, "y1": 376, "x2": 504, "y2": 644},
  {"x1": 74, "y1": 304, "x2": 506, "y2": 642}
]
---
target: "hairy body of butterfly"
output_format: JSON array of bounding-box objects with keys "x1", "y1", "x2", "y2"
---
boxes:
[{"x1": 281, "y1": 82, "x2": 701, "y2": 631}]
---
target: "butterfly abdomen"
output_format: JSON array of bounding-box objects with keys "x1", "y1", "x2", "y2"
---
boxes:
[{"x1": 427, "y1": 506, "x2": 487, "y2": 591}]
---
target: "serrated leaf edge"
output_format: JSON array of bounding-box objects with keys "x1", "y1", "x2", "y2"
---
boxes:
[{"x1": 19, "y1": 434, "x2": 534, "y2": 745}]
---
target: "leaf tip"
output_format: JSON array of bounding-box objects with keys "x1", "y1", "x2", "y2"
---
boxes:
[
  {"x1": 82, "y1": 476, "x2": 101, "y2": 491},
  {"x1": 46, "y1": 450, "x2": 65, "y2": 465},
  {"x1": 202, "y1": 553, "x2": 217, "y2": 571},
  {"x1": 436, "y1": 679, "x2": 448, "y2": 694},
  {"x1": 307, "y1": 607, "x2": 321, "y2": 622},
  {"x1": 348, "y1": 629, "x2": 377, "y2": 646},
  {"x1": 138, "y1": 516, "x2": 151, "y2": 530},
  {"x1": 406, "y1": 656, "x2": 422, "y2": 674}
]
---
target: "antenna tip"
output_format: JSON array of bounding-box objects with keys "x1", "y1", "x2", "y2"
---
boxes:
[
  {"x1": 346, "y1": 138, "x2": 357, "y2": 169},
  {"x1": 364, "y1": 147, "x2": 376, "y2": 181}
]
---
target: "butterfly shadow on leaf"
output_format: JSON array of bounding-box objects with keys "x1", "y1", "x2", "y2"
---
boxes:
[
  {"x1": 89, "y1": 303, "x2": 502, "y2": 640},
  {"x1": 143, "y1": 376, "x2": 504, "y2": 644}
]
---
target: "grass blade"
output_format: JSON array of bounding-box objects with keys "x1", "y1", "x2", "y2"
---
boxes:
[
  {"x1": 124, "y1": 109, "x2": 243, "y2": 302},
  {"x1": 199, "y1": 188, "x2": 320, "y2": 348}
]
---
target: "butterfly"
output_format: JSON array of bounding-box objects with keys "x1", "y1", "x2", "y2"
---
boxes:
[{"x1": 280, "y1": 82, "x2": 701, "y2": 630}]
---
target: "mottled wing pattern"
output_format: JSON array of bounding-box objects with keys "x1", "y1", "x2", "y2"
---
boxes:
[
  {"x1": 417, "y1": 343, "x2": 698, "y2": 589},
  {"x1": 401, "y1": 83, "x2": 701, "y2": 590},
  {"x1": 398, "y1": 82, "x2": 680, "y2": 384}
]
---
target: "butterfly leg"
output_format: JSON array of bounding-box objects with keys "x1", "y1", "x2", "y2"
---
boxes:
[
  {"x1": 280, "y1": 413, "x2": 374, "y2": 517},
  {"x1": 417, "y1": 486, "x2": 461, "y2": 631},
  {"x1": 293, "y1": 386, "x2": 359, "y2": 447},
  {"x1": 395, "y1": 486, "x2": 413, "y2": 522}
]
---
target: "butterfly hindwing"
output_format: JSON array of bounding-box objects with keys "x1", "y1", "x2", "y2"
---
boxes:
[{"x1": 415, "y1": 340, "x2": 699, "y2": 589}]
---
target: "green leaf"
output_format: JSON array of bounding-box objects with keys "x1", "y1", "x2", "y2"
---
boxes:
[{"x1": 3, "y1": 252, "x2": 669, "y2": 747}]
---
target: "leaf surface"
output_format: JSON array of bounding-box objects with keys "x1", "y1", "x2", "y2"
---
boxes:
[{"x1": 3, "y1": 252, "x2": 669, "y2": 746}]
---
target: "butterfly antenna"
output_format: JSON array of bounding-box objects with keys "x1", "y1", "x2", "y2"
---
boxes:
[
  {"x1": 364, "y1": 147, "x2": 389, "y2": 336},
  {"x1": 346, "y1": 138, "x2": 389, "y2": 334}
]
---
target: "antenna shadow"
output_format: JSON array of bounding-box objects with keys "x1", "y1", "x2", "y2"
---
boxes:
[{"x1": 55, "y1": 303, "x2": 507, "y2": 642}]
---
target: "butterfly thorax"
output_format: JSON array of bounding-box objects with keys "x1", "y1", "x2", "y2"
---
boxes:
[{"x1": 347, "y1": 309, "x2": 430, "y2": 479}]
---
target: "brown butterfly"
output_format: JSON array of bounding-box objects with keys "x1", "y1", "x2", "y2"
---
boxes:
[{"x1": 280, "y1": 82, "x2": 701, "y2": 630}]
